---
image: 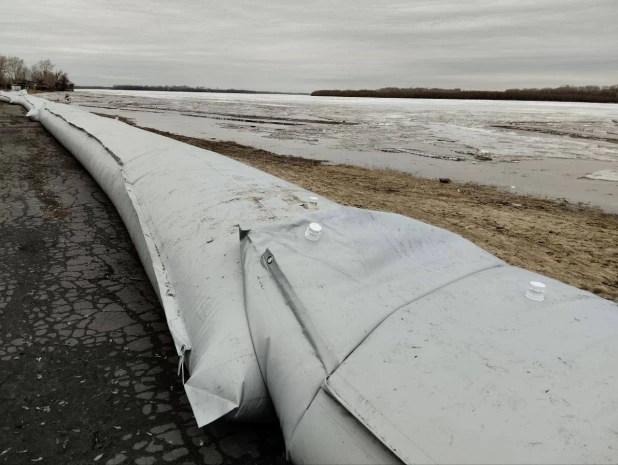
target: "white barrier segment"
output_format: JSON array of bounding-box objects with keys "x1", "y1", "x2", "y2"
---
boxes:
[
  {"x1": 1, "y1": 89, "x2": 33, "y2": 112},
  {"x1": 1, "y1": 92, "x2": 340, "y2": 426},
  {"x1": 36, "y1": 107, "x2": 190, "y2": 343},
  {"x1": 288, "y1": 390, "x2": 401, "y2": 464},
  {"x1": 242, "y1": 207, "x2": 618, "y2": 463},
  {"x1": 241, "y1": 208, "x2": 503, "y2": 447},
  {"x1": 26, "y1": 99, "x2": 47, "y2": 121},
  {"x1": 326, "y1": 266, "x2": 618, "y2": 463}
]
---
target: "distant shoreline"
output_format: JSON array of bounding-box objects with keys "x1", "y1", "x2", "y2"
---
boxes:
[
  {"x1": 75, "y1": 85, "x2": 308, "y2": 96},
  {"x1": 312, "y1": 86, "x2": 618, "y2": 104}
]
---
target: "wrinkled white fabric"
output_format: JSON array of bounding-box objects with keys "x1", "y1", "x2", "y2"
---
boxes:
[
  {"x1": 1, "y1": 91, "x2": 338, "y2": 426},
  {"x1": 242, "y1": 207, "x2": 618, "y2": 464}
]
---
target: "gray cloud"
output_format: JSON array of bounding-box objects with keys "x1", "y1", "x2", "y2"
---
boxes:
[{"x1": 2, "y1": 0, "x2": 616, "y2": 92}]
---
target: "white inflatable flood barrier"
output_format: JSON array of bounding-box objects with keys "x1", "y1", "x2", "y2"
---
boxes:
[
  {"x1": 242, "y1": 208, "x2": 618, "y2": 463},
  {"x1": 3, "y1": 92, "x2": 618, "y2": 464},
  {"x1": 1, "y1": 91, "x2": 338, "y2": 425}
]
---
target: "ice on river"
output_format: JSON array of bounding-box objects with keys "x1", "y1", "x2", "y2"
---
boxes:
[
  {"x1": 38, "y1": 90, "x2": 618, "y2": 211},
  {"x1": 586, "y1": 169, "x2": 618, "y2": 181},
  {"x1": 56, "y1": 90, "x2": 618, "y2": 165}
]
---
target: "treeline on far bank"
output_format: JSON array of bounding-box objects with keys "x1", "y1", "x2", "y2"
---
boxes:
[
  {"x1": 111, "y1": 85, "x2": 303, "y2": 95},
  {"x1": 311, "y1": 85, "x2": 618, "y2": 103}
]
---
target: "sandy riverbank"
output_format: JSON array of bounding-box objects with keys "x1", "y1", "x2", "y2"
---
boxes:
[{"x1": 94, "y1": 114, "x2": 618, "y2": 304}]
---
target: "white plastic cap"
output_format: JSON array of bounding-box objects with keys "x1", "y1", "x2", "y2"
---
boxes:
[
  {"x1": 305, "y1": 222, "x2": 322, "y2": 241},
  {"x1": 525, "y1": 281, "x2": 546, "y2": 301},
  {"x1": 308, "y1": 196, "x2": 318, "y2": 206},
  {"x1": 529, "y1": 281, "x2": 546, "y2": 292}
]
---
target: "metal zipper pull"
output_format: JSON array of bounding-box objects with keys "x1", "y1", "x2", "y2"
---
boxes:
[{"x1": 177, "y1": 345, "x2": 187, "y2": 383}]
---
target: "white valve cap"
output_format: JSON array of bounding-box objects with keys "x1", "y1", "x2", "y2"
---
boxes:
[
  {"x1": 525, "y1": 281, "x2": 546, "y2": 301},
  {"x1": 305, "y1": 222, "x2": 322, "y2": 241}
]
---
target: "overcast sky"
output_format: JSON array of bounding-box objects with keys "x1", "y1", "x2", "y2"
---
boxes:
[{"x1": 2, "y1": 0, "x2": 616, "y2": 92}]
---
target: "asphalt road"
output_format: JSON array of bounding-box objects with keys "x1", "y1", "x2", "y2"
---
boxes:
[{"x1": 0, "y1": 103, "x2": 285, "y2": 465}]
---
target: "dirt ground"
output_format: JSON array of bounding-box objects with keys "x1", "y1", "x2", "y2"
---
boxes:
[{"x1": 94, "y1": 114, "x2": 618, "y2": 304}]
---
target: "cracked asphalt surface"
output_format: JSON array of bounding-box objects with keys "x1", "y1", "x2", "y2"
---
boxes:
[{"x1": 0, "y1": 103, "x2": 286, "y2": 465}]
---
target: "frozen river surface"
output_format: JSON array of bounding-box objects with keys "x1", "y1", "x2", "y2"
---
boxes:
[
  {"x1": 46, "y1": 90, "x2": 618, "y2": 211},
  {"x1": 71, "y1": 90, "x2": 618, "y2": 163}
]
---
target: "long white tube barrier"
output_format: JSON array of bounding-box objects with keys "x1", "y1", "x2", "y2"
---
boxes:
[
  {"x1": 1, "y1": 91, "x2": 338, "y2": 426},
  {"x1": 241, "y1": 208, "x2": 618, "y2": 463},
  {"x1": 4, "y1": 92, "x2": 618, "y2": 464}
]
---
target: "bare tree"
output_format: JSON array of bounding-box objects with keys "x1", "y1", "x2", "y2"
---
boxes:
[
  {"x1": 27, "y1": 59, "x2": 56, "y2": 88},
  {"x1": 0, "y1": 55, "x2": 7, "y2": 87},
  {"x1": 29, "y1": 63, "x2": 42, "y2": 83},
  {"x1": 6, "y1": 56, "x2": 27, "y2": 83},
  {"x1": 43, "y1": 69, "x2": 56, "y2": 89},
  {"x1": 0, "y1": 55, "x2": 74, "y2": 90},
  {"x1": 57, "y1": 71, "x2": 70, "y2": 91},
  {"x1": 37, "y1": 59, "x2": 54, "y2": 75},
  {"x1": 40, "y1": 59, "x2": 57, "y2": 89}
]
